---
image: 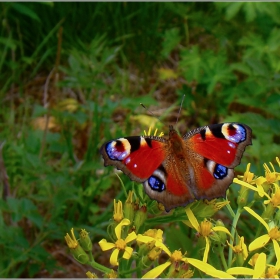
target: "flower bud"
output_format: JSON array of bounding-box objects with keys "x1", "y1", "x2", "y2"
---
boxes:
[
  {"x1": 86, "y1": 271, "x2": 98, "y2": 278},
  {"x1": 142, "y1": 246, "x2": 161, "y2": 267},
  {"x1": 79, "y1": 229, "x2": 92, "y2": 252},
  {"x1": 113, "y1": 199, "x2": 123, "y2": 223},
  {"x1": 124, "y1": 191, "x2": 135, "y2": 222},
  {"x1": 104, "y1": 269, "x2": 118, "y2": 278},
  {"x1": 65, "y1": 228, "x2": 89, "y2": 264},
  {"x1": 237, "y1": 185, "x2": 249, "y2": 208},
  {"x1": 134, "y1": 205, "x2": 147, "y2": 232}
]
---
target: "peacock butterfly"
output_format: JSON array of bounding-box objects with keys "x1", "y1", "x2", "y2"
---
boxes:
[{"x1": 100, "y1": 122, "x2": 252, "y2": 211}]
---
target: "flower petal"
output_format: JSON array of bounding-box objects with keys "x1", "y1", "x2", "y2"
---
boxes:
[
  {"x1": 212, "y1": 226, "x2": 233, "y2": 239},
  {"x1": 206, "y1": 269, "x2": 236, "y2": 279},
  {"x1": 155, "y1": 240, "x2": 171, "y2": 256},
  {"x1": 272, "y1": 239, "x2": 280, "y2": 263},
  {"x1": 203, "y1": 237, "x2": 210, "y2": 263},
  {"x1": 249, "y1": 234, "x2": 270, "y2": 251},
  {"x1": 185, "y1": 207, "x2": 199, "y2": 231},
  {"x1": 125, "y1": 231, "x2": 137, "y2": 243},
  {"x1": 115, "y1": 218, "x2": 130, "y2": 240},
  {"x1": 227, "y1": 267, "x2": 254, "y2": 275},
  {"x1": 142, "y1": 261, "x2": 171, "y2": 278},
  {"x1": 244, "y1": 207, "x2": 270, "y2": 232},
  {"x1": 234, "y1": 178, "x2": 270, "y2": 199},
  {"x1": 252, "y1": 252, "x2": 266, "y2": 278},
  {"x1": 123, "y1": 246, "x2": 133, "y2": 260},
  {"x1": 110, "y1": 248, "x2": 120, "y2": 266},
  {"x1": 99, "y1": 239, "x2": 115, "y2": 251},
  {"x1": 187, "y1": 258, "x2": 235, "y2": 278},
  {"x1": 137, "y1": 234, "x2": 154, "y2": 243},
  {"x1": 155, "y1": 229, "x2": 163, "y2": 240}
]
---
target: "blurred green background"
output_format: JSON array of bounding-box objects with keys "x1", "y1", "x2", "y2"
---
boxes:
[{"x1": 0, "y1": 2, "x2": 279, "y2": 277}]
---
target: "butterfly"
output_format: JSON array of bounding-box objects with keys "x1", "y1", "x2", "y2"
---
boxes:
[{"x1": 100, "y1": 122, "x2": 252, "y2": 211}]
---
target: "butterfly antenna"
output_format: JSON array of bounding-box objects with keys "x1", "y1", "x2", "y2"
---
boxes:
[
  {"x1": 140, "y1": 103, "x2": 163, "y2": 124},
  {"x1": 140, "y1": 103, "x2": 165, "y2": 136},
  {"x1": 175, "y1": 94, "x2": 186, "y2": 125}
]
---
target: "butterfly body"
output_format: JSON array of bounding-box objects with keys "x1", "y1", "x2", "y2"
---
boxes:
[{"x1": 101, "y1": 123, "x2": 252, "y2": 211}]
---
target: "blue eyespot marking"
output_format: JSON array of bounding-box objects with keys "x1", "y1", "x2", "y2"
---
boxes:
[
  {"x1": 227, "y1": 124, "x2": 246, "y2": 143},
  {"x1": 214, "y1": 164, "x2": 227, "y2": 179},
  {"x1": 106, "y1": 141, "x2": 129, "y2": 161},
  {"x1": 148, "y1": 176, "x2": 165, "y2": 192}
]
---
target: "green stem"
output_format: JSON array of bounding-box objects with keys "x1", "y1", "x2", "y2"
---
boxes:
[
  {"x1": 218, "y1": 244, "x2": 228, "y2": 270},
  {"x1": 88, "y1": 251, "x2": 94, "y2": 262},
  {"x1": 88, "y1": 259, "x2": 112, "y2": 274},
  {"x1": 228, "y1": 207, "x2": 242, "y2": 268}
]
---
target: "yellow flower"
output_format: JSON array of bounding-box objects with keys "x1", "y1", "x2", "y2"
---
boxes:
[
  {"x1": 98, "y1": 219, "x2": 136, "y2": 266},
  {"x1": 228, "y1": 251, "x2": 280, "y2": 278},
  {"x1": 227, "y1": 252, "x2": 267, "y2": 278},
  {"x1": 233, "y1": 177, "x2": 269, "y2": 199},
  {"x1": 113, "y1": 199, "x2": 123, "y2": 223},
  {"x1": 264, "y1": 159, "x2": 280, "y2": 184},
  {"x1": 65, "y1": 228, "x2": 79, "y2": 249},
  {"x1": 185, "y1": 207, "x2": 232, "y2": 263},
  {"x1": 227, "y1": 236, "x2": 248, "y2": 266},
  {"x1": 104, "y1": 269, "x2": 118, "y2": 278},
  {"x1": 234, "y1": 158, "x2": 280, "y2": 195},
  {"x1": 269, "y1": 186, "x2": 280, "y2": 207},
  {"x1": 244, "y1": 207, "x2": 280, "y2": 262},
  {"x1": 137, "y1": 228, "x2": 170, "y2": 254},
  {"x1": 144, "y1": 126, "x2": 164, "y2": 137},
  {"x1": 142, "y1": 247, "x2": 234, "y2": 279},
  {"x1": 65, "y1": 228, "x2": 89, "y2": 264},
  {"x1": 86, "y1": 271, "x2": 98, "y2": 278},
  {"x1": 266, "y1": 265, "x2": 280, "y2": 278},
  {"x1": 234, "y1": 158, "x2": 280, "y2": 201},
  {"x1": 239, "y1": 163, "x2": 255, "y2": 183},
  {"x1": 141, "y1": 250, "x2": 185, "y2": 278}
]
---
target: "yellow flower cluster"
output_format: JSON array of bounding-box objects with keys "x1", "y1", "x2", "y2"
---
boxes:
[{"x1": 64, "y1": 156, "x2": 280, "y2": 278}]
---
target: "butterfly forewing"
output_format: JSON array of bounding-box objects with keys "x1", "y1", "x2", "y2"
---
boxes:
[{"x1": 100, "y1": 135, "x2": 167, "y2": 182}]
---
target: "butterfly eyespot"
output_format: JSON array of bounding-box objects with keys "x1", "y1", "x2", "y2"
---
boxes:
[
  {"x1": 224, "y1": 124, "x2": 247, "y2": 143},
  {"x1": 214, "y1": 164, "x2": 228, "y2": 179},
  {"x1": 106, "y1": 140, "x2": 130, "y2": 161},
  {"x1": 148, "y1": 176, "x2": 165, "y2": 192}
]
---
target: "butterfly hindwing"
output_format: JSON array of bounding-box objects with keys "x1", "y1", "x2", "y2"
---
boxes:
[
  {"x1": 143, "y1": 162, "x2": 195, "y2": 211},
  {"x1": 182, "y1": 123, "x2": 252, "y2": 200}
]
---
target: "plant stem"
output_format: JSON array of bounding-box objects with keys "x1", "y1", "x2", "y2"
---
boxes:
[{"x1": 228, "y1": 208, "x2": 242, "y2": 267}]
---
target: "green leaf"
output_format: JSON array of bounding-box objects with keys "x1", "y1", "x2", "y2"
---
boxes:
[
  {"x1": 11, "y1": 3, "x2": 41, "y2": 22},
  {"x1": 161, "y1": 28, "x2": 182, "y2": 59},
  {"x1": 243, "y1": 2, "x2": 257, "y2": 22},
  {"x1": 245, "y1": 58, "x2": 270, "y2": 77},
  {"x1": 180, "y1": 46, "x2": 202, "y2": 81},
  {"x1": 230, "y1": 62, "x2": 252, "y2": 76},
  {"x1": 224, "y1": 3, "x2": 243, "y2": 20}
]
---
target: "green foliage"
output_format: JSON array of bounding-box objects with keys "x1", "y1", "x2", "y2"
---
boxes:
[{"x1": 0, "y1": 2, "x2": 279, "y2": 277}]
